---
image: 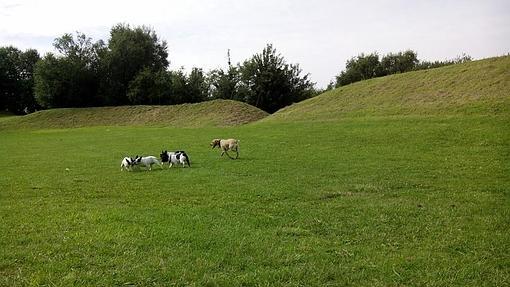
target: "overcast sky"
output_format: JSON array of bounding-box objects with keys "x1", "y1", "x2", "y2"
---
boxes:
[{"x1": 1, "y1": 0, "x2": 509, "y2": 87}]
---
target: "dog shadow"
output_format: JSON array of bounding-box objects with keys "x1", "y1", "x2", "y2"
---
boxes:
[{"x1": 129, "y1": 166, "x2": 166, "y2": 173}]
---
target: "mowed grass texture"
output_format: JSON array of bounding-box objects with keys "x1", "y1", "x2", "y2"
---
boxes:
[{"x1": 1, "y1": 116, "x2": 508, "y2": 286}]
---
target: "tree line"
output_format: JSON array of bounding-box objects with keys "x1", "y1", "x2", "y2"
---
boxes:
[
  {"x1": 0, "y1": 24, "x2": 315, "y2": 114},
  {"x1": 329, "y1": 50, "x2": 472, "y2": 89},
  {"x1": 1, "y1": 24, "x2": 471, "y2": 115}
]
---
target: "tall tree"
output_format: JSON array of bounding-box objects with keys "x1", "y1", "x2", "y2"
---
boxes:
[
  {"x1": 186, "y1": 68, "x2": 208, "y2": 103},
  {"x1": 127, "y1": 68, "x2": 172, "y2": 105},
  {"x1": 0, "y1": 47, "x2": 18, "y2": 111},
  {"x1": 239, "y1": 44, "x2": 315, "y2": 113},
  {"x1": 208, "y1": 66, "x2": 242, "y2": 101},
  {"x1": 169, "y1": 69, "x2": 188, "y2": 104},
  {"x1": 100, "y1": 24, "x2": 169, "y2": 105},
  {"x1": 0, "y1": 46, "x2": 40, "y2": 114},
  {"x1": 34, "y1": 33, "x2": 104, "y2": 108}
]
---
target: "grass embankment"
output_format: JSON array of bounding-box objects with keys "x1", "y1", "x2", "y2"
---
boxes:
[
  {"x1": 0, "y1": 99, "x2": 268, "y2": 130},
  {"x1": 0, "y1": 56, "x2": 508, "y2": 286},
  {"x1": 266, "y1": 56, "x2": 510, "y2": 122}
]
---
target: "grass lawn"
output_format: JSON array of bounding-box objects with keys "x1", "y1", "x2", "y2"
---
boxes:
[{"x1": 1, "y1": 114, "x2": 508, "y2": 286}]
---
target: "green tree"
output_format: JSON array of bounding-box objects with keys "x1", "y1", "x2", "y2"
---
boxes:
[
  {"x1": 0, "y1": 46, "x2": 40, "y2": 114},
  {"x1": 239, "y1": 44, "x2": 315, "y2": 113},
  {"x1": 208, "y1": 66, "x2": 242, "y2": 101},
  {"x1": 335, "y1": 53, "x2": 381, "y2": 87},
  {"x1": 168, "y1": 69, "x2": 188, "y2": 104},
  {"x1": 34, "y1": 33, "x2": 104, "y2": 108},
  {"x1": 34, "y1": 54, "x2": 74, "y2": 108},
  {"x1": 186, "y1": 68, "x2": 208, "y2": 103},
  {"x1": 380, "y1": 50, "x2": 418, "y2": 75},
  {"x1": 333, "y1": 50, "x2": 472, "y2": 89},
  {"x1": 100, "y1": 24, "x2": 169, "y2": 105},
  {"x1": 0, "y1": 47, "x2": 18, "y2": 111},
  {"x1": 127, "y1": 68, "x2": 172, "y2": 105}
]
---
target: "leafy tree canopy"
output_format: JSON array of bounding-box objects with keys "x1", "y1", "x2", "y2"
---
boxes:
[
  {"x1": 239, "y1": 44, "x2": 315, "y2": 113},
  {"x1": 100, "y1": 24, "x2": 169, "y2": 105},
  {"x1": 0, "y1": 46, "x2": 40, "y2": 114}
]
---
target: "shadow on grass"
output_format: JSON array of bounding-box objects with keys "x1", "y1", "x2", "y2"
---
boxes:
[
  {"x1": 215, "y1": 155, "x2": 253, "y2": 161},
  {"x1": 129, "y1": 165, "x2": 196, "y2": 172},
  {"x1": 129, "y1": 167, "x2": 166, "y2": 173}
]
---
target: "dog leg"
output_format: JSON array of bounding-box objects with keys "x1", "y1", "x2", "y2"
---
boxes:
[{"x1": 225, "y1": 151, "x2": 235, "y2": 160}]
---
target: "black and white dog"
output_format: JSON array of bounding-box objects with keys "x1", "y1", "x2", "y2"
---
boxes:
[
  {"x1": 120, "y1": 157, "x2": 135, "y2": 171},
  {"x1": 160, "y1": 150, "x2": 191, "y2": 168}
]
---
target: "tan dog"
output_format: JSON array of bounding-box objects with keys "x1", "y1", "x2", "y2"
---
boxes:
[{"x1": 211, "y1": 138, "x2": 240, "y2": 159}]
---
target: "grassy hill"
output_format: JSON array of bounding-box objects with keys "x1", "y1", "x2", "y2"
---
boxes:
[
  {"x1": 266, "y1": 56, "x2": 510, "y2": 122},
  {"x1": 0, "y1": 99, "x2": 268, "y2": 130}
]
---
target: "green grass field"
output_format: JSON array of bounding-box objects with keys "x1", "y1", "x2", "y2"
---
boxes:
[{"x1": 1, "y1": 57, "x2": 509, "y2": 286}]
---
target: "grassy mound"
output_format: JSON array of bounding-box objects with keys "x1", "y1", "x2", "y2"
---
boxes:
[
  {"x1": 266, "y1": 56, "x2": 510, "y2": 123},
  {"x1": 0, "y1": 99, "x2": 268, "y2": 130}
]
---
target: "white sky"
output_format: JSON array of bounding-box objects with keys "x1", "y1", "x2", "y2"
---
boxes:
[{"x1": 1, "y1": 0, "x2": 509, "y2": 87}]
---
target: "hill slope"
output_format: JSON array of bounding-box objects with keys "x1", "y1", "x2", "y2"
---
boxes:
[
  {"x1": 266, "y1": 56, "x2": 509, "y2": 123},
  {"x1": 0, "y1": 100, "x2": 268, "y2": 130}
]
